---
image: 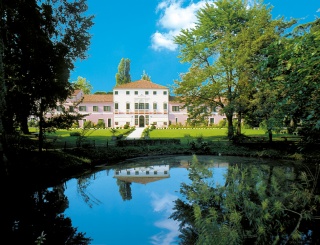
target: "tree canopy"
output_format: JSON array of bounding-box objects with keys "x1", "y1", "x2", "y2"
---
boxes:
[
  {"x1": 173, "y1": 0, "x2": 290, "y2": 139},
  {"x1": 1, "y1": 0, "x2": 93, "y2": 137}
]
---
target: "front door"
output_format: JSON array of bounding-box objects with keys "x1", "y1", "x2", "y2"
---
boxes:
[
  {"x1": 108, "y1": 118, "x2": 111, "y2": 127},
  {"x1": 139, "y1": 115, "x2": 145, "y2": 127}
]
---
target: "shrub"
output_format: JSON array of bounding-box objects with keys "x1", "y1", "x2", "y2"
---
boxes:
[
  {"x1": 70, "y1": 132, "x2": 81, "y2": 137},
  {"x1": 84, "y1": 120, "x2": 94, "y2": 128},
  {"x1": 218, "y1": 120, "x2": 226, "y2": 128}
]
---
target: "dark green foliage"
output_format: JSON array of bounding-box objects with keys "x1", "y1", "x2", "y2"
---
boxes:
[{"x1": 1, "y1": 0, "x2": 93, "y2": 136}]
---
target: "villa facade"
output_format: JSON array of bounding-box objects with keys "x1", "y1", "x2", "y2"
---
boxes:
[{"x1": 62, "y1": 79, "x2": 226, "y2": 128}]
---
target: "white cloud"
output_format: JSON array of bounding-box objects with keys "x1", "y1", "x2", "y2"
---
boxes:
[
  {"x1": 150, "y1": 192, "x2": 180, "y2": 245},
  {"x1": 151, "y1": 0, "x2": 208, "y2": 51}
]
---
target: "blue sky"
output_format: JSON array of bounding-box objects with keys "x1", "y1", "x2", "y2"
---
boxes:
[{"x1": 70, "y1": 0, "x2": 319, "y2": 94}]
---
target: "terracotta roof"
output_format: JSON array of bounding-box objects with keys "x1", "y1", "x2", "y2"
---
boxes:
[
  {"x1": 114, "y1": 79, "x2": 168, "y2": 89},
  {"x1": 83, "y1": 94, "x2": 113, "y2": 102},
  {"x1": 169, "y1": 95, "x2": 181, "y2": 102}
]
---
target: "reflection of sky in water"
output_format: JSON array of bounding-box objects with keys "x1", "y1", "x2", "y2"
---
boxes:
[{"x1": 63, "y1": 156, "x2": 228, "y2": 245}]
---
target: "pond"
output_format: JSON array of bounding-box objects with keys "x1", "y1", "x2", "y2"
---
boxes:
[{"x1": 3, "y1": 155, "x2": 319, "y2": 244}]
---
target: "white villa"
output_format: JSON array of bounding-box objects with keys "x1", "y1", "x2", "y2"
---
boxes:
[{"x1": 61, "y1": 79, "x2": 226, "y2": 128}]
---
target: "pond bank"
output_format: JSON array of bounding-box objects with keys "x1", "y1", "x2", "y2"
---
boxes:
[{"x1": 2, "y1": 140, "x2": 319, "y2": 188}]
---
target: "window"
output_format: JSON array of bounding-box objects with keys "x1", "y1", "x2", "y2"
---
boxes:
[
  {"x1": 69, "y1": 106, "x2": 74, "y2": 112},
  {"x1": 172, "y1": 106, "x2": 180, "y2": 112},
  {"x1": 145, "y1": 103, "x2": 149, "y2": 109},
  {"x1": 153, "y1": 103, "x2": 157, "y2": 109},
  {"x1": 163, "y1": 91, "x2": 167, "y2": 95},
  {"x1": 114, "y1": 91, "x2": 118, "y2": 95},
  {"x1": 153, "y1": 91, "x2": 157, "y2": 95},
  {"x1": 93, "y1": 106, "x2": 98, "y2": 112},
  {"x1": 104, "y1": 106, "x2": 111, "y2": 111},
  {"x1": 135, "y1": 171, "x2": 139, "y2": 175},
  {"x1": 135, "y1": 103, "x2": 138, "y2": 109},
  {"x1": 187, "y1": 106, "x2": 192, "y2": 112},
  {"x1": 210, "y1": 118, "x2": 215, "y2": 124},
  {"x1": 126, "y1": 103, "x2": 130, "y2": 109},
  {"x1": 135, "y1": 91, "x2": 138, "y2": 95},
  {"x1": 115, "y1": 103, "x2": 118, "y2": 109},
  {"x1": 146, "y1": 171, "x2": 149, "y2": 175},
  {"x1": 127, "y1": 171, "x2": 130, "y2": 175},
  {"x1": 163, "y1": 103, "x2": 167, "y2": 110},
  {"x1": 126, "y1": 91, "x2": 130, "y2": 95},
  {"x1": 145, "y1": 91, "x2": 149, "y2": 95},
  {"x1": 135, "y1": 115, "x2": 138, "y2": 125},
  {"x1": 139, "y1": 103, "x2": 144, "y2": 109},
  {"x1": 79, "y1": 106, "x2": 86, "y2": 111}
]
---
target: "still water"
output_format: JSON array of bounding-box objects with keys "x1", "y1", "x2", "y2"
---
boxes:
[
  {"x1": 61, "y1": 155, "x2": 291, "y2": 245},
  {"x1": 5, "y1": 154, "x2": 315, "y2": 245}
]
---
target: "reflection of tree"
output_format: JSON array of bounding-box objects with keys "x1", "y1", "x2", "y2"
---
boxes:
[
  {"x1": 170, "y1": 155, "x2": 320, "y2": 244},
  {"x1": 3, "y1": 183, "x2": 92, "y2": 244},
  {"x1": 117, "y1": 179, "x2": 132, "y2": 201},
  {"x1": 77, "y1": 175, "x2": 102, "y2": 208}
]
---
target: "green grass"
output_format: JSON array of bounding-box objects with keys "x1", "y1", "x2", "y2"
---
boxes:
[
  {"x1": 27, "y1": 127, "x2": 294, "y2": 149},
  {"x1": 150, "y1": 128, "x2": 267, "y2": 144}
]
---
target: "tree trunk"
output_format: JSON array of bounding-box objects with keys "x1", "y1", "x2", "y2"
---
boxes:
[
  {"x1": 236, "y1": 113, "x2": 242, "y2": 135},
  {"x1": 20, "y1": 116, "x2": 30, "y2": 134},
  {"x1": 38, "y1": 101, "x2": 45, "y2": 153},
  {"x1": 0, "y1": 34, "x2": 9, "y2": 172},
  {"x1": 226, "y1": 113, "x2": 234, "y2": 139},
  {"x1": 268, "y1": 128, "x2": 273, "y2": 143}
]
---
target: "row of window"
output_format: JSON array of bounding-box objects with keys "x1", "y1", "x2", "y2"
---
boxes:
[
  {"x1": 115, "y1": 90, "x2": 168, "y2": 95},
  {"x1": 60, "y1": 105, "x2": 217, "y2": 113},
  {"x1": 79, "y1": 106, "x2": 111, "y2": 112},
  {"x1": 115, "y1": 102, "x2": 168, "y2": 110}
]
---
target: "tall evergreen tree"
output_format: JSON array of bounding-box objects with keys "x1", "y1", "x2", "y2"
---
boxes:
[{"x1": 115, "y1": 58, "x2": 131, "y2": 86}]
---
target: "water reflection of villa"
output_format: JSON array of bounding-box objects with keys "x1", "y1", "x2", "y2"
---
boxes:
[{"x1": 114, "y1": 165, "x2": 170, "y2": 185}]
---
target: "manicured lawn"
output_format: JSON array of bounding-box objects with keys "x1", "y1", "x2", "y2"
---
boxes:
[
  {"x1": 27, "y1": 127, "x2": 291, "y2": 149},
  {"x1": 150, "y1": 128, "x2": 267, "y2": 144}
]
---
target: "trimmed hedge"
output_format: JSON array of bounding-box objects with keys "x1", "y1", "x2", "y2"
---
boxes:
[{"x1": 116, "y1": 139, "x2": 180, "y2": 147}]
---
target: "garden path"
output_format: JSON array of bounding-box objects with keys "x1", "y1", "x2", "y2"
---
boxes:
[{"x1": 125, "y1": 127, "x2": 145, "y2": 140}]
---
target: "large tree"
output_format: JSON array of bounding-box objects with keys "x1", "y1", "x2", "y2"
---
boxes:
[
  {"x1": 173, "y1": 0, "x2": 287, "y2": 139},
  {"x1": 115, "y1": 58, "x2": 131, "y2": 86},
  {"x1": 258, "y1": 19, "x2": 320, "y2": 144},
  {"x1": 1, "y1": 0, "x2": 93, "y2": 138}
]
